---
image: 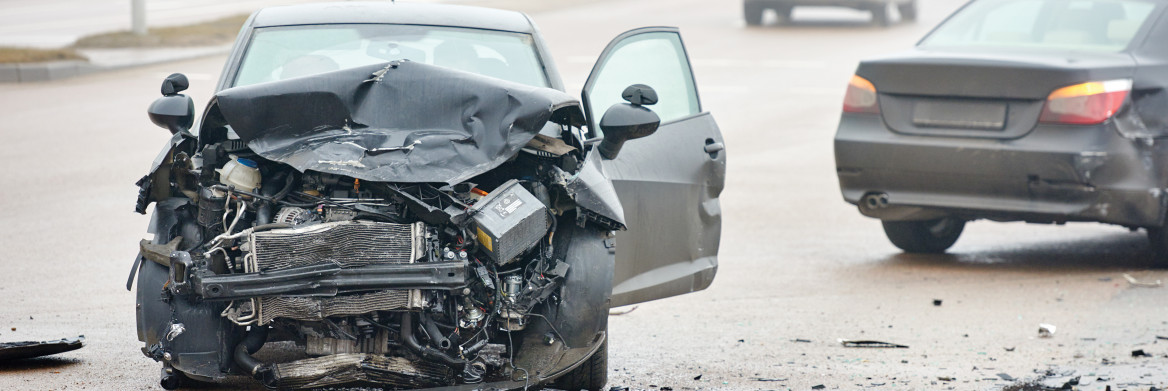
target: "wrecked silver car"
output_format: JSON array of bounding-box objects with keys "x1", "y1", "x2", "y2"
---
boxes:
[{"x1": 128, "y1": 2, "x2": 725, "y2": 390}]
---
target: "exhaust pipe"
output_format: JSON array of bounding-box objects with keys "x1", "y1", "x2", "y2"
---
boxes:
[{"x1": 861, "y1": 193, "x2": 890, "y2": 210}]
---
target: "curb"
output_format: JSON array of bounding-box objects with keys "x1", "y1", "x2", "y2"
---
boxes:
[
  {"x1": 0, "y1": 45, "x2": 230, "y2": 84},
  {"x1": 0, "y1": 61, "x2": 95, "y2": 83}
]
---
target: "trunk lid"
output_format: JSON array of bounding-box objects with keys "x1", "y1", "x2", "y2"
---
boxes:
[{"x1": 856, "y1": 48, "x2": 1137, "y2": 138}]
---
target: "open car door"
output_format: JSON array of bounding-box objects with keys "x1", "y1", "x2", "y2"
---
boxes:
[{"x1": 582, "y1": 27, "x2": 726, "y2": 307}]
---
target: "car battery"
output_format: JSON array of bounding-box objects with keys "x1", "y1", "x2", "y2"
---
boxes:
[{"x1": 472, "y1": 180, "x2": 549, "y2": 265}]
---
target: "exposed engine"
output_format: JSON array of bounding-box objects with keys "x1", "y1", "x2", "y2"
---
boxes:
[{"x1": 134, "y1": 130, "x2": 609, "y2": 390}]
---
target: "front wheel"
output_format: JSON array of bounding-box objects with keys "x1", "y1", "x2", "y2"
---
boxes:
[
  {"x1": 1143, "y1": 228, "x2": 1168, "y2": 268},
  {"x1": 744, "y1": 2, "x2": 765, "y2": 26},
  {"x1": 881, "y1": 218, "x2": 964, "y2": 253},
  {"x1": 552, "y1": 339, "x2": 607, "y2": 391}
]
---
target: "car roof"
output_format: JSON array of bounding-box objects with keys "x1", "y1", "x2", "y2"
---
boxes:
[{"x1": 250, "y1": 1, "x2": 535, "y2": 33}]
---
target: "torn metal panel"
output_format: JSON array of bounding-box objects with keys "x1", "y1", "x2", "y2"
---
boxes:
[
  {"x1": 0, "y1": 336, "x2": 85, "y2": 361},
  {"x1": 213, "y1": 61, "x2": 584, "y2": 185},
  {"x1": 560, "y1": 151, "x2": 626, "y2": 229}
]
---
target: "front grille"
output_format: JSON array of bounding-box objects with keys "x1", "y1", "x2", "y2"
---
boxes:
[
  {"x1": 250, "y1": 221, "x2": 425, "y2": 272},
  {"x1": 258, "y1": 290, "x2": 422, "y2": 325},
  {"x1": 274, "y1": 353, "x2": 453, "y2": 389}
]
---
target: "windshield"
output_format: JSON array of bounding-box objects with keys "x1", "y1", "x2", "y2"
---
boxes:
[
  {"x1": 233, "y1": 24, "x2": 548, "y2": 88},
  {"x1": 920, "y1": 0, "x2": 1158, "y2": 52}
]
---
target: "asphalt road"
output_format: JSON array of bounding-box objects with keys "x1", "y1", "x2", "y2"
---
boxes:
[{"x1": 2, "y1": 0, "x2": 1168, "y2": 390}]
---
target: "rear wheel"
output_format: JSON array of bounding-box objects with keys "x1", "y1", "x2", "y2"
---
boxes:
[
  {"x1": 774, "y1": 6, "x2": 794, "y2": 24},
  {"x1": 882, "y1": 218, "x2": 964, "y2": 253},
  {"x1": 898, "y1": 1, "x2": 918, "y2": 22},
  {"x1": 1143, "y1": 228, "x2": 1168, "y2": 268},
  {"x1": 871, "y1": 4, "x2": 892, "y2": 27},
  {"x1": 744, "y1": 2, "x2": 765, "y2": 26},
  {"x1": 552, "y1": 339, "x2": 607, "y2": 391}
]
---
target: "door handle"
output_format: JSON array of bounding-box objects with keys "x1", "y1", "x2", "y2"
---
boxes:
[{"x1": 703, "y1": 140, "x2": 724, "y2": 158}]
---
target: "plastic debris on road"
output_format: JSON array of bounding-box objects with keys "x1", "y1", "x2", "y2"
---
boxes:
[{"x1": 838, "y1": 339, "x2": 908, "y2": 348}]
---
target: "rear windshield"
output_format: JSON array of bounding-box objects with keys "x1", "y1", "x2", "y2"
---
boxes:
[
  {"x1": 920, "y1": 0, "x2": 1159, "y2": 52},
  {"x1": 233, "y1": 24, "x2": 548, "y2": 88}
]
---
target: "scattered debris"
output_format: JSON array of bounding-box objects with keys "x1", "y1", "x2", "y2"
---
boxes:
[
  {"x1": 811, "y1": 385, "x2": 826, "y2": 390},
  {"x1": 933, "y1": 299, "x2": 943, "y2": 306},
  {"x1": 693, "y1": 374, "x2": 702, "y2": 381},
  {"x1": 0, "y1": 336, "x2": 85, "y2": 360},
  {"x1": 609, "y1": 387, "x2": 630, "y2": 391},
  {"x1": 608, "y1": 306, "x2": 639, "y2": 316},
  {"x1": 753, "y1": 378, "x2": 786, "y2": 382},
  {"x1": 839, "y1": 339, "x2": 908, "y2": 348},
  {"x1": 938, "y1": 376, "x2": 955, "y2": 381},
  {"x1": 998, "y1": 373, "x2": 1016, "y2": 381},
  {"x1": 1122, "y1": 273, "x2": 1162, "y2": 288},
  {"x1": 1132, "y1": 349, "x2": 1152, "y2": 357},
  {"x1": 1038, "y1": 323, "x2": 1057, "y2": 338}
]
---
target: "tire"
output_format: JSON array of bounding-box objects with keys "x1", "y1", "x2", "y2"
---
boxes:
[
  {"x1": 1144, "y1": 228, "x2": 1168, "y2": 268},
  {"x1": 744, "y1": 2, "x2": 765, "y2": 26},
  {"x1": 871, "y1": 4, "x2": 892, "y2": 27},
  {"x1": 881, "y1": 218, "x2": 964, "y2": 253},
  {"x1": 775, "y1": 6, "x2": 794, "y2": 25},
  {"x1": 898, "y1": 1, "x2": 917, "y2": 22},
  {"x1": 552, "y1": 339, "x2": 607, "y2": 391}
]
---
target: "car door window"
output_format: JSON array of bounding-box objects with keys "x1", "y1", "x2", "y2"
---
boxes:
[{"x1": 585, "y1": 31, "x2": 700, "y2": 130}]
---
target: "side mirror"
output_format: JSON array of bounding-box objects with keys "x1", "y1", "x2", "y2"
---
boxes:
[
  {"x1": 597, "y1": 84, "x2": 661, "y2": 160},
  {"x1": 148, "y1": 73, "x2": 194, "y2": 134}
]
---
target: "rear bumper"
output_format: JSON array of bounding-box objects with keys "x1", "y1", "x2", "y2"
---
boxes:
[{"x1": 835, "y1": 113, "x2": 1168, "y2": 227}]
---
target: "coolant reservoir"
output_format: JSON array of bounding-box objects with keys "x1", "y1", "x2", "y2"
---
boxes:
[{"x1": 216, "y1": 157, "x2": 261, "y2": 191}]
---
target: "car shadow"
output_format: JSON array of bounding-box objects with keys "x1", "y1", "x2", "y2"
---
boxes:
[
  {"x1": 0, "y1": 356, "x2": 82, "y2": 373},
  {"x1": 877, "y1": 231, "x2": 1159, "y2": 272}
]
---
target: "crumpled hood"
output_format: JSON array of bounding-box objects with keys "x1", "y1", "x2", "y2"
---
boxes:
[{"x1": 213, "y1": 61, "x2": 584, "y2": 184}]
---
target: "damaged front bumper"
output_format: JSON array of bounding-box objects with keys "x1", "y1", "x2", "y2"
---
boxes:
[{"x1": 835, "y1": 113, "x2": 1168, "y2": 227}]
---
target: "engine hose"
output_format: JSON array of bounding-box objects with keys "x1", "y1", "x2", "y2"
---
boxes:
[
  {"x1": 233, "y1": 326, "x2": 270, "y2": 376},
  {"x1": 353, "y1": 212, "x2": 408, "y2": 224},
  {"x1": 401, "y1": 312, "x2": 465, "y2": 368},
  {"x1": 463, "y1": 338, "x2": 488, "y2": 355},
  {"x1": 420, "y1": 313, "x2": 452, "y2": 350},
  {"x1": 256, "y1": 173, "x2": 291, "y2": 225}
]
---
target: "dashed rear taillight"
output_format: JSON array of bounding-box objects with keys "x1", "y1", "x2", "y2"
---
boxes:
[
  {"x1": 1039, "y1": 79, "x2": 1131, "y2": 125},
  {"x1": 843, "y1": 75, "x2": 879, "y2": 114}
]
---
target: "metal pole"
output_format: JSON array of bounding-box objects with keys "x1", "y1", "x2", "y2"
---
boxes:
[{"x1": 131, "y1": 0, "x2": 147, "y2": 36}]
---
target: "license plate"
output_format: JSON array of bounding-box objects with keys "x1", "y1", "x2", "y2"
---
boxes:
[{"x1": 912, "y1": 100, "x2": 1007, "y2": 130}]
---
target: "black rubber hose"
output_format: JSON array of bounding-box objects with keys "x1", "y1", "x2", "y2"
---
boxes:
[
  {"x1": 353, "y1": 212, "x2": 409, "y2": 224},
  {"x1": 271, "y1": 172, "x2": 295, "y2": 201},
  {"x1": 401, "y1": 312, "x2": 466, "y2": 367},
  {"x1": 420, "y1": 313, "x2": 452, "y2": 350},
  {"x1": 233, "y1": 326, "x2": 270, "y2": 376}
]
